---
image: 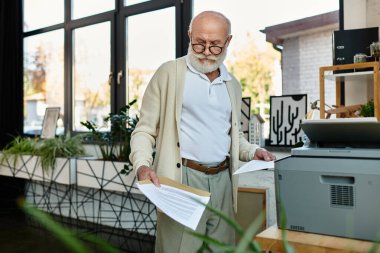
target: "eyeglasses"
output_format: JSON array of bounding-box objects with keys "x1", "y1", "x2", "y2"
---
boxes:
[{"x1": 191, "y1": 36, "x2": 230, "y2": 56}]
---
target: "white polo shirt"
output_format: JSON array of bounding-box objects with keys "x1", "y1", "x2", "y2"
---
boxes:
[{"x1": 180, "y1": 55, "x2": 232, "y2": 163}]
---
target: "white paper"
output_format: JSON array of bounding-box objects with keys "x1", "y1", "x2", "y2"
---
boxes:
[
  {"x1": 233, "y1": 160, "x2": 274, "y2": 175},
  {"x1": 136, "y1": 182, "x2": 210, "y2": 230}
]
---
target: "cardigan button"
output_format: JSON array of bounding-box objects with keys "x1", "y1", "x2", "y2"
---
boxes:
[
  {"x1": 176, "y1": 163, "x2": 181, "y2": 168},
  {"x1": 177, "y1": 142, "x2": 180, "y2": 147}
]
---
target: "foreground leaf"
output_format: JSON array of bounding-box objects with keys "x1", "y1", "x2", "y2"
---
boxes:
[{"x1": 19, "y1": 198, "x2": 91, "y2": 253}]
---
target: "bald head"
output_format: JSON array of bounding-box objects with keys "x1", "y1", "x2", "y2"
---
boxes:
[
  {"x1": 189, "y1": 11, "x2": 231, "y2": 36},
  {"x1": 187, "y1": 11, "x2": 232, "y2": 74}
]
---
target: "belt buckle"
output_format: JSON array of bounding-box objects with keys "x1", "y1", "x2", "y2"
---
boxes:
[{"x1": 204, "y1": 165, "x2": 210, "y2": 175}]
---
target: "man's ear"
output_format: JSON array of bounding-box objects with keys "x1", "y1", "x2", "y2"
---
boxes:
[{"x1": 226, "y1": 35, "x2": 233, "y2": 47}]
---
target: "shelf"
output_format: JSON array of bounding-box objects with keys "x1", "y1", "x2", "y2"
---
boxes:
[
  {"x1": 324, "y1": 70, "x2": 374, "y2": 80},
  {"x1": 319, "y1": 62, "x2": 380, "y2": 121}
]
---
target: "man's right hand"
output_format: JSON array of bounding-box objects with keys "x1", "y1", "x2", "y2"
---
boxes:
[{"x1": 137, "y1": 165, "x2": 160, "y2": 187}]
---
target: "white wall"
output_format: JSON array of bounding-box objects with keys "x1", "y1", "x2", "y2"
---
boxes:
[
  {"x1": 343, "y1": 0, "x2": 380, "y2": 29},
  {"x1": 344, "y1": 0, "x2": 367, "y2": 29},
  {"x1": 343, "y1": 0, "x2": 380, "y2": 106},
  {"x1": 366, "y1": 0, "x2": 380, "y2": 30}
]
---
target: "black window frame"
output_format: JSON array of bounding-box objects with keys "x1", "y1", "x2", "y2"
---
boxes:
[{"x1": 22, "y1": 0, "x2": 192, "y2": 135}]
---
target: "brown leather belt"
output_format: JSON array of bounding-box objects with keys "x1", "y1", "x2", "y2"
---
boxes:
[{"x1": 182, "y1": 158, "x2": 229, "y2": 175}]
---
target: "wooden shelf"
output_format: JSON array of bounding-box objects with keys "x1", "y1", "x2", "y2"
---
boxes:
[
  {"x1": 319, "y1": 62, "x2": 380, "y2": 121},
  {"x1": 324, "y1": 70, "x2": 374, "y2": 80}
]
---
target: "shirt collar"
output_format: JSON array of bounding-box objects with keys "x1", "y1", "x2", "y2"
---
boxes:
[{"x1": 185, "y1": 54, "x2": 232, "y2": 82}]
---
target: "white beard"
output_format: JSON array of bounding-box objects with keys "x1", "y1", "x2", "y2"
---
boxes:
[{"x1": 187, "y1": 43, "x2": 227, "y2": 74}]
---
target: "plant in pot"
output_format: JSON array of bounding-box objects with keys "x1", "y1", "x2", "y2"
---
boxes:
[
  {"x1": 36, "y1": 133, "x2": 86, "y2": 171},
  {"x1": 78, "y1": 99, "x2": 139, "y2": 192},
  {"x1": 359, "y1": 100, "x2": 374, "y2": 117},
  {"x1": 0, "y1": 133, "x2": 86, "y2": 184},
  {"x1": 0, "y1": 136, "x2": 38, "y2": 168}
]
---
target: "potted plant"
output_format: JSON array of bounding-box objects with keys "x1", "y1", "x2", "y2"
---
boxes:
[
  {"x1": 0, "y1": 136, "x2": 38, "y2": 178},
  {"x1": 359, "y1": 100, "x2": 374, "y2": 117},
  {"x1": 77, "y1": 100, "x2": 140, "y2": 193},
  {"x1": 0, "y1": 133, "x2": 85, "y2": 185}
]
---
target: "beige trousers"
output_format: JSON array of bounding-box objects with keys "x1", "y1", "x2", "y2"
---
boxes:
[{"x1": 155, "y1": 165, "x2": 235, "y2": 253}]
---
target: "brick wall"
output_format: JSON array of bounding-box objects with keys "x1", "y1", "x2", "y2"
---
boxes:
[
  {"x1": 280, "y1": 1, "x2": 380, "y2": 112},
  {"x1": 282, "y1": 37, "x2": 300, "y2": 95},
  {"x1": 282, "y1": 28, "x2": 337, "y2": 109}
]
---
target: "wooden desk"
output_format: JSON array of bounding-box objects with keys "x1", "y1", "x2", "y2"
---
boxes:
[{"x1": 255, "y1": 226, "x2": 380, "y2": 253}]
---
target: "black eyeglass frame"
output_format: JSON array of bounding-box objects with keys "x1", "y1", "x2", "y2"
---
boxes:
[{"x1": 190, "y1": 35, "x2": 231, "y2": 56}]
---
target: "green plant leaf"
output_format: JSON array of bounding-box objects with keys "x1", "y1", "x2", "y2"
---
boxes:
[
  {"x1": 37, "y1": 133, "x2": 85, "y2": 172},
  {"x1": 191, "y1": 199, "x2": 258, "y2": 252},
  {"x1": 120, "y1": 164, "x2": 133, "y2": 175},
  {"x1": 186, "y1": 230, "x2": 235, "y2": 252},
  {"x1": 368, "y1": 232, "x2": 380, "y2": 253},
  {"x1": 359, "y1": 100, "x2": 374, "y2": 117},
  {"x1": 0, "y1": 136, "x2": 38, "y2": 168},
  {"x1": 203, "y1": 202, "x2": 245, "y2": 237},
  {"x1": 18, "y1": 198, "x2": 91, "y2": 253},
  {"x1": 279, "y1": 201, "x2": 296, "y2": 253},
  {"x1": 235, "y1": 211, "x2": 264, "y2": 252},
  {"x1": 80, "y1": 100, "x2": 138, "y2": 162},
  {"x1": 75, "y1": 231, "x2": 122, "y2": 253}
]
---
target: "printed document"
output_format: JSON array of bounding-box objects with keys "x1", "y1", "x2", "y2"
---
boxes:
[
  {"x1": 233, "y1": 160, "x2": 274, "y2": 175},
  {"x1": 136, "y1": 177, "x2": 210, "y2": 230}
]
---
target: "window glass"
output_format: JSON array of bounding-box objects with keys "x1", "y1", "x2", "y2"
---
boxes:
[
  {"x1": 124, "y1": 0, "x2": 150, "y2": 6},
  {"x1": 72, "y1": 0, "x2": 114, "y2": 20},
  {"x1": 73, "y1": 22, "x2": 111, "y2": 131},
  {"x1": 24, "y1": 30, "x2": 64, "y2": 135},
  {"x1": 23, "y1": 0, "x2": 64, "y2": 32},
  {"x1": 126, "y1": 7, "x2": 175, "y2": 112}
]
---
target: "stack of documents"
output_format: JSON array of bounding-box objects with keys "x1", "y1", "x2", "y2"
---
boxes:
[{"x1": 136, "y1": 177, "x2": 210, "y2": 230}]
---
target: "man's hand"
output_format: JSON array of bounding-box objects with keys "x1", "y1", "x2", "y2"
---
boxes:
[
  {"x1": 137, "y1": 165, "x2": 160, "y2": 187},
  {"x1": 253, "y1": 148, "x2": 276, "y2": 161}
]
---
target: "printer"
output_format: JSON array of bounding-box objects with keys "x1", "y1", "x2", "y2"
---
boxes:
[{"x1": 275, "y1": 119, "x2": 380, "y2": 241}]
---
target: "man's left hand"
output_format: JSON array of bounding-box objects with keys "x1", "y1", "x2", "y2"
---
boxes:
[{"x1": 253, "y1": 148, "x2": 276, "y2": 161}]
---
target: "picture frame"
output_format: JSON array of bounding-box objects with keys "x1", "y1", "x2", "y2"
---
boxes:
[
  {"x1": 41, "y1": 107, "x2": 60, "y2": 139},
  {"x1": 269, "y1": 94, "x2": 307, "y2": 146},
  {"x1": 241, "y1": 97, "x2": 251, "y2": 141}
]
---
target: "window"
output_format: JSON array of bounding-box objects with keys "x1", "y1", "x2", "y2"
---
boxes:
[
  {"x1": 124, "y1": 0, "x2": 151, "y2": 6},
  {"x1": 126, "y1": 7, "x2": 175, "y2": 111},
  {"x1": 72, "y1": 0, "x2": 114, "y2": 19},
  {"x1": 23, "y1": 0, "x2": 64, "y2": 32},
  {"x1": 73, "y1": 22, "x2": 111, "y2": 131},
  {"x1": 23, "y1": 0, "x2": 190, "y2": 135},
  {"x1": 24, "y1": 30, "x2": 64, "y2": 135}
]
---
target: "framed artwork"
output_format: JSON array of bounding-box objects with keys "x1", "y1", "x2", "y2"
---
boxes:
[
  {"x1": 41, "y1": 107, "x2": 60, "y2": 139},
  {"x1": 241, "y1": 97, "x2": 251, "y2": 141},
  {"x1": 269, "y1": 94, "x2": 307, "y2": 146}
]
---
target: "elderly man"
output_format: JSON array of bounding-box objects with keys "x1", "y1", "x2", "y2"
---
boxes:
[{"x1": 130, "y1": 10, "x2": 275, "y2": 253}]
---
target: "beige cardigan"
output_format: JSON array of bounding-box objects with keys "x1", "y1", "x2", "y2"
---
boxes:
[{"x1": 130, "y1": 56, "x2": 259, "y2": 212}]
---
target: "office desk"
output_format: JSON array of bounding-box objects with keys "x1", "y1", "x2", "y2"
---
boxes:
[{"x1": 255, "y1": 226, "x2": 380, "y2": 253}]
